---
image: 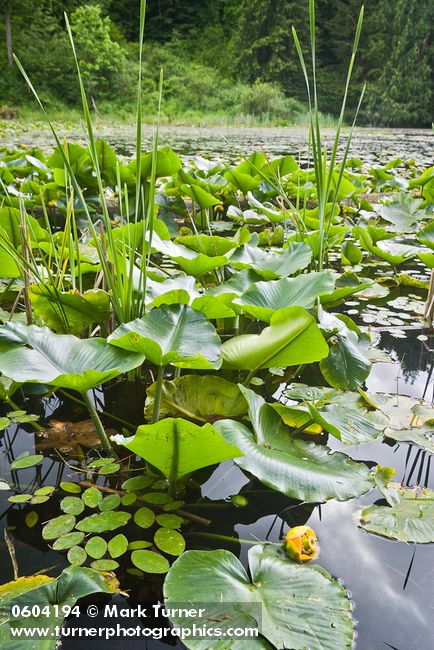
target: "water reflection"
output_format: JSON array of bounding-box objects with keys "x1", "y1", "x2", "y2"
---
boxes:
[{"x1": 1, "y1": 328, "x2": 433, "y2": 649}]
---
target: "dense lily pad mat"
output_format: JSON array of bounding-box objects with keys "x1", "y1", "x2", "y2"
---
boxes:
[
  {"x1": 357, "y1": 484, "x2": 434, "y2": 543},
  {"x1": 163, "y1": 545, "x2": 354, "y2": 650}
]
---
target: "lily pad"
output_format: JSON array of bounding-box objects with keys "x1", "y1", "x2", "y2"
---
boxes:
[
  {"x1": 108, "y1": 534, "x2": 129, "y2": 558},
  {"x1": 154, "y1": 528, "x2": 185, "y2": 556},
  {"x1": 85, "y1": 536, "x2": 108, "y2": 559},
  {"x1": 10, "y1": 454, "x2": 43, "y2": 470},
  {"x1": 42, "y1": 515, "x2": 76, "y2": 540},
  {"x1": 357, "y1": 484, "x2": 434, "y2": 542},
  {"x1": 82, "y1": 487, "x2": 103, "y2": 508},
  {"x1": 163, "y1": 545, "x2": 354, "y2": 649},
  {"x1": 0, "y1": 322, "x2": 144, "y2": 393},
  {"x1": 76, "y1": 512, "x2": 131, "y2": 533},
  {"x1": 108, "y1": 304, "x2": 221, "y2": 369},
  {"x1": 53, "y1": 532, "x2": 85, "y2": 551},
  {"x1": 131, "y1": 550, "x2": 170, "y2": 574},
  {"x1": 134, "y1": 506, "x2": 156, "y2": 528},
  {"x1": 60, "y1": 496, "x2": 85, "y2": 515},
  {"x1": 145, "y1": 374, "x2": 246, "y2": 423}
]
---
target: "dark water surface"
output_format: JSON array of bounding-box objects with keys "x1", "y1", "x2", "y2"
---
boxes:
[
  {"x1": 1, "y1": 327, "x2": 433, "y2": 649},
  {"x1": 0, "y1": 123, "x2": 433, "y2": 648}
]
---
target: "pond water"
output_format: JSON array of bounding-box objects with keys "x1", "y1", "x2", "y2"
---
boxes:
[
  {"x1": 1, "y1": 326, "x2": 433, "y2": 649},
  {"x1": 1, "y1": 122, "x2": 433, "y2": 166},
  {"x1": 0, "y1": 123, "x2": 433, "y2": 648}
]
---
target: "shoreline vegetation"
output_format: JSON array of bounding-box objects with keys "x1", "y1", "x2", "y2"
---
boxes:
[
  {"x1": 1, "y1": 104, "x2": 341, "y2": 131},
  {"x1": 1, "y1": 1, "x2": 432, "y2": 130}
]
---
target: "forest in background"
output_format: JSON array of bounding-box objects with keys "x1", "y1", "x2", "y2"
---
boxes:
[{"x1": 0, "y1": 0, "x2": 433, "y2": 127}]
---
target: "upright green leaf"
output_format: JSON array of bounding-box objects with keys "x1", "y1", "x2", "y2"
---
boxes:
[
  {"x1": 222, "y1": 307, "x2": 328, "y2": 371},
  {"x1": 113, "y1": 418, "x2": 242, "y2": 485},
  {"x1": 108, "y1": 304, "x2": 221, "y2": 369},
  {"x1": 0, "y1": 322, "x2": 144, "y2": 393}
]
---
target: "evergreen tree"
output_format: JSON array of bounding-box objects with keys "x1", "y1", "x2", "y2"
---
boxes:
[
  {"x1": 365, "y1": 0, "x2": 433, "y2": 126},
  {"x1": 233, "y1": 0, "x2": 309, "y2": 100}
]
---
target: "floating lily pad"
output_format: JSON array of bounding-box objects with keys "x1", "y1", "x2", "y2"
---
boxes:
[
  {"x1": 85, "y1": 536, "x2": 108, "y2": 559},
  {"x1": 11, "y1": 454, "x2": 43, "y2": 470},
  {"x1": 42, "y1": 515, "x2": 76, "y2": 540},
  {"x1": 108, "y1": 534, "x2": 129, "y2": 558},
  {"x1": 82, "y1": 487, "x2": 103, "y2": 508},
  {"x1": 99, "y1": 494, "x2": 122, "y2": 512},
  {"x1": 163, "y1": 545, "x2": 354, "y2": 649},
  {"x1": 134, "y1": 506, "x2": 155, "y2": 529},
  {"x1": 156, "y1": 514, "x2": 184, "y2": 529},
  {"x1": 90, "y1": 559, "x2": 119, "y2": 571},
  {"x1": 154, "y1": 528, "x2": 185, "y2": 556},
  {"x1": 60, "y1": 496, "x2": 85, "y2": 515},
  {"x1": 357, "y1": 484, "x2": 434, "y2": 542},
  {"x1": 76, "y1": 512, "x2": 131, "y2": 533},
  {"x1": 121, "y1": 476, "x2": 154, "y2": 491},
  {"x1": 67, "y1": 545, "x2": 87, "y2": 566},
  {"x1": 60, "y1": 482, "x2": 82, "y2": 493},
  {"x1": 131, "y1": 550, "x2": 170, "y2": 574},
  {"x1": 53, "y1": 532, "x2": 85, "y2": 551}
]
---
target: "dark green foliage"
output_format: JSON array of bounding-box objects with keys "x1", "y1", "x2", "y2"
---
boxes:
[{"x1": 0, "y1": 0, "x2": 431, "y2": 125}]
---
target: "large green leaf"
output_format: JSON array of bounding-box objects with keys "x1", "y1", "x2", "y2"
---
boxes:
[
  {"x1": 214, "y1": 386, "x2": 373, "y2": 502},
  {"x1": 376, "y1": 194, "x2": 428, "y2": 231},
  {"x1": 0, "y1": 207, "x2": 49, "y2": 278},
  {"x1": 233, "y1": 272, "x2": 335, "y2": 322},
  {"x1": 385, "y1": 427, "x2": 434, "y2": 453},
  {"x1": 164, "y1": 545, "x2": 354, "y2": 650},
  {"x1": 378, "y1": 394, "x2": 434, "y2": 453},
  {"x1": 320, "y1": 330, "x2": 371, "y2": 390},
  {"x1": 230, "y1": 241, "x2": 312, "y2": 280},
  {"x1": 0, "y1": 566, "x2": 117, "y2": 649},
  {"x1": 113, "y1": 418, "x2": 242, "y2": 485},
  {"x1": 29, "y1": 286, "x2": 111, "y2": 335},
  {"x1": 151, "y1": 232, "x2": 231, "y2": 277},
  {"x1": 108, "y1": 304, "x2": 221, "y2": 369},
  {"x1": 222, "y1": 306, "x2": 328, "y2": 371},
  {"x1": 129, "y1": 146, "x2": 182, "y2": 180},
  {"x1": 357, "y1": 484, "x2": 434, "y2": 543},
  {"x1": 174, "y1": 234, "x2": 235, "y2": 257},
  {"x1": 0, "y1": 322, "x2": 144, "y2": 393},
  {"x1": 307, "y1": 403, "x2": 386, "y2": 445},
  {"x1": 181, "y1": 184, "x2": 222, "y2": 209},
  {"x1": 145, "y1": 375, "x2": 246, "y2": 422},
  {"x1": 353, "y1": 226, "x2": 418, "y2": 265}
]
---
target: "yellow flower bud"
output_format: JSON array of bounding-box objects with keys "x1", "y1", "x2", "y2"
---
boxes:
[{"x1": 284, "y1": 525, "x2": 319, "y2": 563}]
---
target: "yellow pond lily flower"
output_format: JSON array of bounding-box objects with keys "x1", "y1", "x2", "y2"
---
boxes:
[{"x1": 284, "y1": 525, "x2": 319, "y2": 563}]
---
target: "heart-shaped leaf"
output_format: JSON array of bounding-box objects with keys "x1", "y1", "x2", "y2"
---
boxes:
[
  {"x1": 108, "y1": 304, "x2": 221, "y2": 369},
  {"x1": 221, "y1": 307, "x2": 328, "y2": 371},
  {"x1": 145, "y1": 374, "x2": 246, "y2": 422},
  {"x1": 357, "y1": 484, "x2": 434, "y2": 543},
  {"x1": 233, "y1": 272, "x2": 335, "y2": 322},
  {"x1": 113, "y1": 418, "x2": 242, "y2": 485},
  {"x1": 163, "y1": 545, "x2": 354, "y2": 650},
  {"x1": 214, "y1": 387, "x2": 373, "y2": 502},
  {"x1": 0, "y1": 323, "x2": 144, "y2": 393}
]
